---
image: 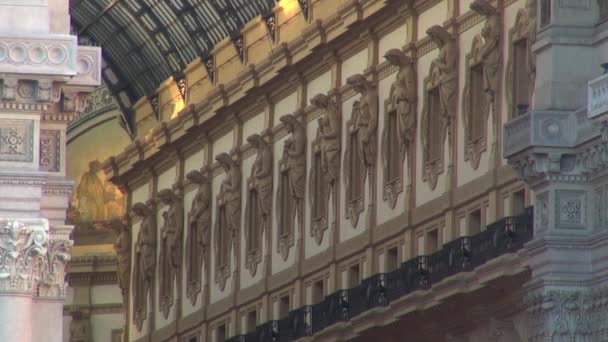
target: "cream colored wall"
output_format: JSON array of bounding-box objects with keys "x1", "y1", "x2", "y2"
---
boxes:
[
  {"x1": 273, "y1": 92, "x2": 299, "y2": 126},
  {"x1": 213, "y1": 130, "x2": 235, "y2": 157},
  {"x1": 91, "y1": 285, "x2": 122, "y2": 305},
  {"x1": 378, "y1": 24, "x2": 408, "y2": 59},
  {"x1": 341, "y1": 49, "x2": 368, "y2": 85},
  {"x1": 456, "y1": 21, "x2": 492, "y2": 187},
  {"x1": 418, "y1": 1, "x2": 448, "y2": 37},
  {"x1": 184, "y1": 148, "x2": 206, "y2": 175},
  {"x1": 91, "y1": 314, "x2": 123, "y2": 342},
  {"x1": 239, "y1": 154, "x2": 265, "y2": 289},
  {"x1": 271, "y1": 134, "x2": 297, "y2": 274},
  {"x1": 243, "y1": 112, "x2": 266, "y2": 141},
  {"x1": 306, "y1": 71, "x2": 332, "y2": 105}
]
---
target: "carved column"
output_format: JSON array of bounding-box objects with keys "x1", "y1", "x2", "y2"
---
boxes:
[
  {"x1": 503, "y1": 2, "x2": 606, "y2": 335},
  {"x1": 0, "y1": 1, "x2": 101, "y2": 341}
]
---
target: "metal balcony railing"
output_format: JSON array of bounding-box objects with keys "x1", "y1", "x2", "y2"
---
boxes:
[{"x1": 224, "y1": 207, "x2": 533, "y2": 341}]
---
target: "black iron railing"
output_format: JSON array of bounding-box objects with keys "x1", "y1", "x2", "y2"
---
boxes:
[{"x1": 225, "y1": 207, "x2": 533, "y2": 342}]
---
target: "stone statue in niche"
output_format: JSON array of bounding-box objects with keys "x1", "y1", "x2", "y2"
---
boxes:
[
  {"x1": 110, "y1": 218, "x2": 130, "y2": 305},
  {"x1": 185, "y1": 169, "x2": 211, "y2": 306},
  {"x1": 131, "y1": 200, "x2": 156, "y2": 331},
  {"x1": 526, "y1": 0, "x2": 537, "y2": 105},
  {"x1": 244, "y1": 134, "x2": 273, "y2": 276},
  {"x1": 214, "y1": 152, "x2": 241, "y2": 290},
  {"x1": 471, "y1": 0, "x2": 500, "y2": 116},
  {"x1": 157, "y1": 188, "x2": 183, "y2": 319},
  {"x1": 311, "y1": 93, "x2": 341, "y2": 185},
  {"x1": 69, "y1": 311, "x2": 92, "y2": 342},
  {"x1": 427, "y1": 25, "x2": 457, "y2": 129},
  {"x1": 280, "y1": 114, "x2": 306, "y2": 225},
  {"x1": 347, "y1": 74, "x2": 378, "y2": 170},
  {"x1": 385, "y1": 49, "x2": 417, "y2": 156}
]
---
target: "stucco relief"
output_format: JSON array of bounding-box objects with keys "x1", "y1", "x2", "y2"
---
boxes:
[
  {"x1": 421, "y1": 26, "x2": 456, "y2": 190},
  {"x1": 245, "y1": 134, "x2": 272, "y2": 277},
  {"x1": 111, "y1": 218, "x2": 130, "y2": 306},
  {"x1": 277, "y1": 114, "x2": 305, "y2": 260},
  {"x1": 0, "y1": 119, "x2": 34, "y2": 162},
  {"x1": 462, "y1": 0, "x2": 500, "y2": 170},
  {"x1": 40, "y1": 129, "x2": 60, "y2": 172},
  {"x1": 214, "y1": 153, "x2": 241, "y2": 291},
  {"x1": 131, "y1": 200, "x2": 157, "y2": 332},
  {"x1": 344, "y1": 74, "x2": 377, "y2": 227},
  {"x1": 383, "y1": 49, "x2": 416, "y2": 209},
  {"x1": 310, "y1": 93, "x2": 340, "y2": 244},
  {"x1": 185, "y1": 169, "x2": 211, "y2": 305},
  {"x1": 157, "y1": 188, "x2": 184, "y2": 319}
]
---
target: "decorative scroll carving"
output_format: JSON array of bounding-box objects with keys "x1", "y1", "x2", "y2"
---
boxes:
[
  {"x1": 383, "y1": 49, "x2": 416, "y2": 209},
  {"x1": 310, "y1": 94, "x2": 341, "y2": 244},
  {"x1": 214, "y1": 153, "x2": 241, "y2": 291},
  {"x1": 461, "y1": 1, "x2": 500, "y2": 170},
  {"x1": 111, "y1": 219, "x2": 130, "y2": 306},
  {"x1": 277, "y1": 114, "x2": 305, "y2": 260},
  {"x1": 38, "y1": 238, "x2": 72, "y2": 298},
  {"x1": 506, "y1": 0, "x2": 536, "y2": 118},
  {"x1": 69, "y1": 311, "x2": 92, "y2": 342},
  {"x1": 40, "y1": 129, "x2": 60, "y2": 172},
  {"x1": 185, "y1": 170, "x2": 211, "y2": 306},
  {"x1": 245, "y1": 134, "x2": 272, "y2": 277},
  {"x1": 421, "y1": 26, "x2": 456, "y2": 190},
  {"x1": 157, "y1": 188, "x2": 183, "y2": 319},
  {"x1": 131, "y1": 200, "x2": 156, "y2": 332},
  {"x1": 343, "y1": 74, "x2": 378, "y2": 227}
]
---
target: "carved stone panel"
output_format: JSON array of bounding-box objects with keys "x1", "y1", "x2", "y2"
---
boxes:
[
  {"x1": 244, "y1": 134, "x2": 272, "y2": 277},
  {"x1": 131, "y1": 200, "x2": 157, "y2": 332},
  {"x1": 214, "y1": 153, "x2": 241, "y2": 291},
  {"x1": 111, "y1": 219, "x2": 130, "y2": 306},
  {"x1": 157, "y1": 188, "x2": 183, "y2": 319},
  {"x1": 185, "y1": 170, "x2": 211, "y2": 306},
  {"x1": 382, "y1": 49, "x2": 416, "y2": 209},
  {"x1": 309, "y1": 136, "x2": 329, "y2": 245},
  {"x1": 276, "y1": 114, "x2": 305, "y2": 260},
  {"x1": 0, "y1": 119, "x2": 34, "y2": 162},
  {"x1": 39, "y1": 129, "x2": 60, "y2": 172}
]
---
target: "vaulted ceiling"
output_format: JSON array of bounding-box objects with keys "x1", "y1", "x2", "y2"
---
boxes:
[{"x1": 70, "y1": 0, "x2": 276, "y2": 119}]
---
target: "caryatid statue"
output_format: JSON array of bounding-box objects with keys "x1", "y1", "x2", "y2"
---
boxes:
[
  {"x1": 216, "y1": 152, "x2": 241, "y2": 234},
  {"x1": 311, "y1": 93, "x2": 341, "y2": 185},
  {"x1": 280, "y1": 114, "x2": 306, "y2": 224},
  {"x1": 157, "y1": 188, "x2": 183, "y2": 318},
  {"x1": 526, "y1": 0, "x2": 537, "y2": 105},
  {"x1": 247, "y1": 133, "x2": 273, "y2": 230},
  {"x1": 385, "y1": 49, "x2": 417, "y2": 155},
  {"x1": 185, "y1": 169, "x2": 211, "y2": 305},
  {"x1": 110, "y1": 218, "x2": 130, "y2": 305},
  {"x1": 131, "y1": 200, "x2": 156, "y2": 331},
  {"x1": 347, "y1": 74, "x2": 378, "y2": 170},
  {"x1": 427, "y1": 25, "x2": 457, "y2": 127},
  {"x1": 471, "y1": 0, "x2": 500, "y2": 115}
]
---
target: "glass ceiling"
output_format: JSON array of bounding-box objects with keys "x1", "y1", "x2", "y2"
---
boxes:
[{"x1": 70, "y1": 0, "x2": 276, "y2": 123}]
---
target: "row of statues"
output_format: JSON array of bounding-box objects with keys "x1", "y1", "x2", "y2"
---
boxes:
[{"x1": 115, "y1": 0, "x2": 539, "y2": 331}]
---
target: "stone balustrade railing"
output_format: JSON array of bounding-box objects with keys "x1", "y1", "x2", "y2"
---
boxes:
[{"x1": 589, "y1": 72, "x2": 608, "y2": 120}]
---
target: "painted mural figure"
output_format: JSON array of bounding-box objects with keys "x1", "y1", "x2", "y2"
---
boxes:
[
  {"x1": 311, "y1": 94, "x2": 341, "y2": 185},
  {"x1": 75, "y1": 160, "x2": 106, "y2": 221},
  {"x1": 347, "y1": 74, "x2": 378, "y2": 169},
  {"x1": 157, "y1": 188, "x2": 183, "y2": 318},
  {"x1": 247, "y1": 134, "x2": 273, "y2": 227},
  {"x1": 131, "y1": 200, "x2": 156, "y2": 331},
  {"x1": 185, "y1": 169, "x2": 211, "y2": 305},
  {"x1": 427, "y1": 26, "x2": 457, "y2": 127},
  {"x1": 385, "y1": 49, "x2": 416, "y2": 154},
  {"x1": 111, "y1": 218, "x2": 130, "y2": 305},
  {"x1": 280, "y1": 114, "x2": 306, "y2": 223}
]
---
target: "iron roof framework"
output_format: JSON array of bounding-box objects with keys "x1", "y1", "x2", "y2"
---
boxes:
[{"x1": 70, "y1": 0, "x2": 276, "y2": 123}]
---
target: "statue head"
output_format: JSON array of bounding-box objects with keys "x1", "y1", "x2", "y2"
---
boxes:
[
  {"x1": 215, "y1": 153, "x2": 234, "y2": 172},
  {"x1": 246, "y1": 133, "x2": 264, "y2": 149},
  {"x1": 157, "y1": 189, "x2": 175, "y2": 206},
  {"x1": 426, "y1": 25, "x2": 453, "y2": 48},
  {"x1": 186, "y1": 170, "x2": 209, "y2": 185},
  {"x1": 384, "y1": 49, "x2": 412, "y2": 68},
  {"x1": 88, "y1": 160, "x2": 102, "y2": 173},
  {"x1": 131, "y1": 202, "x2": 151, "y2": 217},
  {"x1": 346, "y1": 74, "x2": 370, "y2": 94},
  {"x1": 280, "y1": 114, "x2": 300, "y2": 133},
  {"x1": 311, "y1": 93, "x2": 330, "y2": 109}
]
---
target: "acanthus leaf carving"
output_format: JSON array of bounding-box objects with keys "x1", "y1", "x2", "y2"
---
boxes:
[{"x1": 185, "y1": 169, "x2": 211, "y2": 306}]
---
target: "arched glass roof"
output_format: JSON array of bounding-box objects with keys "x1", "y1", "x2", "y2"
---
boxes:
[{"x1": 70, "y1": 0, "x2": 276, "y2": 119}]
